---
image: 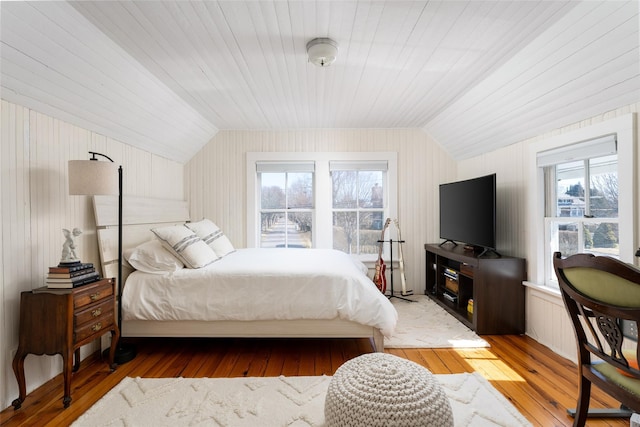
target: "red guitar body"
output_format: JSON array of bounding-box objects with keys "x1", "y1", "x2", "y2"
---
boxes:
[
  {"x1": 372, "y1": 218, "x2": 391, "y2": 294},
  {"x1": 373, "y1": 259, "x2": 387, "y2": 293}
]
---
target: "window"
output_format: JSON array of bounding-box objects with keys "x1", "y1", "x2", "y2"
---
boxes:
[
  {"x1": 247, "y1": 152, "x2": 397, "y2": 261},
  {"x1": 330, "y1": 161, "x2": 387, "y2": 255},
  {"x1": 532, "y1": 117, "x2": 636, "y2": 288},
  {"x1": 540, "y1": 136, "x2": 618, "y2": 284},
  {"x1": 543, "y1": 157, "x2": 619, "y2": 282},
  {"x1": 257, "y1": 162, "x2": 314, "y2": 248}
]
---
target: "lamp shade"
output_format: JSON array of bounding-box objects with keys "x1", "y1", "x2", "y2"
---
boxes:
[{"x1": 68, "y1": 160, "x2": 119, "y2": 195}]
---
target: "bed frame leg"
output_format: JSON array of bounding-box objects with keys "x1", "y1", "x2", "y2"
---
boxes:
[{"x1": 371, "y1": 329, "x2": 384, "y2": 352}]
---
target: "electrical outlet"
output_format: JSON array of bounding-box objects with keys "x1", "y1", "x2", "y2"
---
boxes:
[{"x1": 622, "y1": 320, "x2": 638, "y2": 340}]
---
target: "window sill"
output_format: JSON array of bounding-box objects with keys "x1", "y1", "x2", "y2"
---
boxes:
[{"x1": 523, "y1": 281, "x2": 561, "y2": 299}]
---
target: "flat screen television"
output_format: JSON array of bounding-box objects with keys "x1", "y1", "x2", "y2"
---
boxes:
[{"x1": 439, "y1": 173, "x2": 497, "y2": 256}]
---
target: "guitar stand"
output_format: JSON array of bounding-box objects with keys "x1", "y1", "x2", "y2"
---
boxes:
[{"x1": 378, "y1": 239, "x2": 415, "y2": 302}]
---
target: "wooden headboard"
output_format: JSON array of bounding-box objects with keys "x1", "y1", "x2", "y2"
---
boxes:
[{"x1": 93, "y1": 195, "x2": 190, "y2": 282}]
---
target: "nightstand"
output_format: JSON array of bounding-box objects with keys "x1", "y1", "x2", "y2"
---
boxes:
[{"x1": 12, "y1": 278, "x2": 120, "y2": 409}]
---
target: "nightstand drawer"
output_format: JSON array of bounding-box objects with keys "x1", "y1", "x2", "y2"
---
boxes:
[
  {"x1": 75, "y1": 299, "x2": 114, "y2": 327},
  {"x1": 75, "y1": 312, "x2": 114, "y2": 342},
  {"x1": 74, "y1": 280, "x2": 113, "y2": 309}
]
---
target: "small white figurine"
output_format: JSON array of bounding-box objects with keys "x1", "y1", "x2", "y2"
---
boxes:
[{"x1": 60, "y1": 228, "x2": 82, "y2": 263}]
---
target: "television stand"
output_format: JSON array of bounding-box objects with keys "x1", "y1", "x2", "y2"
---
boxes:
[
  {"x1": 439, "y1": 239, "x2": 457, "y2": 247},
  {"x1": 424, "y1": 243, "x2": 525, "y2": 334}
]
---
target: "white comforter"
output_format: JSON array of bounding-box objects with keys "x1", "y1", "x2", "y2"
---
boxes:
[{"x1": 122, "y1": 248, "x2": 397, "y2": 337}]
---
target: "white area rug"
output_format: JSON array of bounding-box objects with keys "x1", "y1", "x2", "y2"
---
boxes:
[
  {"x1": 72, "y1": 373, "x2": 531, "y2": 427},
  {"x1": 386, "y1": 295, "x2": 489, "y2": 348}
]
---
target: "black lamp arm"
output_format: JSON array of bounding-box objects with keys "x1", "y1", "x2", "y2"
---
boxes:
[{"x1": 89, "y1": 151, "x2": 115, "y2": 162}]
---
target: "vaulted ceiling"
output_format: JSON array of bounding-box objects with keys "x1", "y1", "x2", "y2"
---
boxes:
[{"x1": 1, "y1": 1, "x2": 638, "y2": 163}]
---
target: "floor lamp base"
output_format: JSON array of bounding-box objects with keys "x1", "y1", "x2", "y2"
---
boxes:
[{"x1": 104, "y1": 342, "x2": 137, "y2": 365}]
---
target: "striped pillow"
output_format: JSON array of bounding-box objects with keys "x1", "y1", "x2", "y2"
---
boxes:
[
  {"x1": 151, "y1": 225, "x2": 218, "y2": 269},
  {"x1": 185, "y1": 219, "x2": 235, "y2": 258}
]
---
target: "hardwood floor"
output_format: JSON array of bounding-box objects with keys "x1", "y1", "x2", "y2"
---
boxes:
[{"x1": 0, "y1": 335, "x2": 631, "y2": 426}]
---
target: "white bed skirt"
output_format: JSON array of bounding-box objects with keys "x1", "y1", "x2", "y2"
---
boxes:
[{"x1": 122, "y1": 318, "x2": 384, "y2": 352}]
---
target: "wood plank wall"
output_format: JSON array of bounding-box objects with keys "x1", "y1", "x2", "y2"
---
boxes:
[
  {"x1": 185, "y1": 128, "x2": 459, "y2": 295},
  {"x1": 0, "y1": 99, "x2": 184, "y2": 410},
  {"x1": 458, "y1": 102, "x2": 640, "y2": 361}
]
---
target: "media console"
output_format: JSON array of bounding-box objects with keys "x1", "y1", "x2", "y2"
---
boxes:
[{"x1": 424, "y1": 243, "x2": 526, "y2": 335}]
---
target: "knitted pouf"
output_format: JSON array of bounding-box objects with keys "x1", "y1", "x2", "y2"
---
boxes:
[{"x1": 324, "y1": 353, "x2": 454, "y2": 427}]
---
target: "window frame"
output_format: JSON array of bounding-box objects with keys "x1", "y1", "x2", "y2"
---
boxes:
[
  {"x1": 247, "y1": 152, "x2": 398, "y2": 262},
  {"x1": 330, "y1": 162, "x2": 388, "y2": 256},
  {"x1": 528, "y1": 114, "x2": 636, "y2": 288},
  {"x1": 542, "y1": 150, "x2": 620, "y2": 284},
  {"x1": 258, "y1": 167, "x2": 315, "y2": 248}
]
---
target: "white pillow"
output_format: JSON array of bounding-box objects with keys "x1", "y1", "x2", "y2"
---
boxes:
[
  {"x1": 185, "y1": 219, "x2": 235, "y2": 258},
  {"x1": 123, "y1": 240, "x2": 184, "y2": 274},
  {"x1": 151, "y1": 225, "x2": 218, "y2": 269}
]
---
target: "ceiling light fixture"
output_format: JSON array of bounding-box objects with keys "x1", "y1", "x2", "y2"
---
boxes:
[{"x1": 306, "y1": 37, "x2": 338, "y2": 67}]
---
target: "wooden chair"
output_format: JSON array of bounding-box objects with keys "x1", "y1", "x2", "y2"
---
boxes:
[{"x1": 553, "y1": 252, "x2": 640, "y2": 427}]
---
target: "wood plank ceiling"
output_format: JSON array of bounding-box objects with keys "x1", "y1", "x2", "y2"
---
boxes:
[{"x1": 1, "y1": 1, "x2": 638, "y2": 163}]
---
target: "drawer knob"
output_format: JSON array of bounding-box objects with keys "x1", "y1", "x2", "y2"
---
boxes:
[
  {"x1": 91, "y1": 322, "x2": 102, "y2": 332},
  {"x1": 90, "y1": 292, "x2": 100, "y2": 301},
  {"x1": 91, "y1": 308, "x2": 102, "y2": 317}
]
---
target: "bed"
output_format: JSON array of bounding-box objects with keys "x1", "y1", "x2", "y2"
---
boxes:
[{"x1": 93, "y1": 195, "x2": 397, "y2": 351}]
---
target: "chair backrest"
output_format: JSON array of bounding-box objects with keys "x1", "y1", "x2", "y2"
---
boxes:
[{"x1": 553, "y1": 252, "x2": 640, "y2": 379}]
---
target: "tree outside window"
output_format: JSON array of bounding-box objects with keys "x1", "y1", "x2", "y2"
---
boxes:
[
  {"x1": 248, "y1": 152, "x2": 397, "y2": 258},
  {"x1": 332, "y1": 170, "x2": 385, "y2": 255},
  {"x1": 547, "y1": 154, "x2": 618, "y2": 260},
  {"x1": 260, "y1": 172, "x2": 313, "y2": 248}
]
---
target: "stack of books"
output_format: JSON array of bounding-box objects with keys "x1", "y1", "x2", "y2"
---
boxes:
[
  {"x1": 443, "y1": 267, "x2": 458, "y2": 281},
  {"x1": 46, "y1": 262, "x2": 100, "y2": 289}
]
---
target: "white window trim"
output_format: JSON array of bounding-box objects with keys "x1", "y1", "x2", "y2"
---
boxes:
[
  {"x1": 527, "y1": 113, "x2": 636, "y2": 287},
  {"x1": 247, "y1": 152, "x2": 398, "y2": 261}
]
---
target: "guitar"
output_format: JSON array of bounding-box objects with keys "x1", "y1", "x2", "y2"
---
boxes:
[
  {"x1": 394, "y1": 219, "x2": 413, "y2": 296},
  {"x1": 372, "y1": 218, "x2": 391, "y2": 294}
]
